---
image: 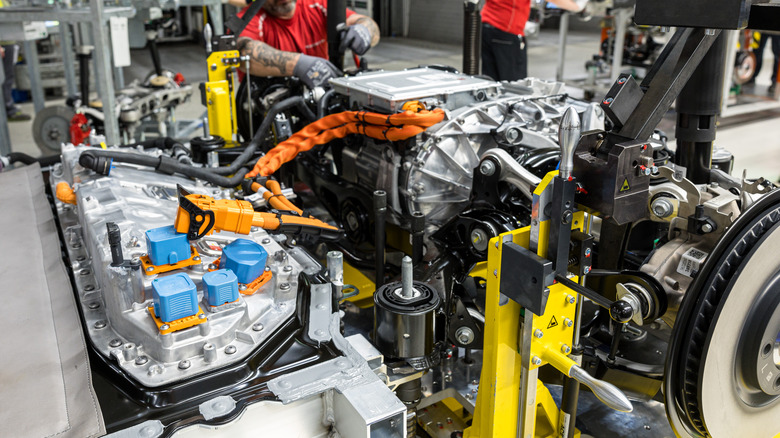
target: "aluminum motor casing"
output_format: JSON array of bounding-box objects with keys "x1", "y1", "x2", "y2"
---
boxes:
[
  {"x1": 53, "y1": 144, "x2": 321, "y2": 387},
  {"x1": 334, "y1": 70, "x2": 605, "y2": 226}
]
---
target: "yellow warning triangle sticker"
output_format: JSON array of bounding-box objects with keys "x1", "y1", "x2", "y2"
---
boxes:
[
  {"x1": 620, "y1": 179, "x2": 630, "y2": 192},
  {"x1": 547, "y1": 315, "x2": 559, "y2": 329}
]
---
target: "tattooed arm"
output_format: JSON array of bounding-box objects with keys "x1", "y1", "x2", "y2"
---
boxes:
[
  {"x1": 346, "y1": 14, "x2": 380, "y2": 47},
  {"x1": 237, "y1": 37, "x2": 301, "y2": 77}
]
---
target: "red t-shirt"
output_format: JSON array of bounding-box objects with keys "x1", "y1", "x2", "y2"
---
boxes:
[
  {"x1": 481, "y1": 0, "x2": 531, "y2": 36},
  {"x1": 238, "y1": 0, "x2": 356, "y2": 59}
]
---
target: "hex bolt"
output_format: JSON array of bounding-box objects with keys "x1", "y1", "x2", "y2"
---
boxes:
[
  {"x1": 534, "y1": 329, "x2": 544, "y2": 338},
  {"x1": 456, "y1": 327, "x2": 475, "y2": 345},
  {"x1": 651, "y1": 198, "x2": 674, "y2": 218},
  {"x1": 531, "y1": 356, "x2": 542, "y2": 366},
  {"x1": 564, "y1": 318, "x2": 574, "y2": 327},
  {"x1": 702, "y1": 223, "x2": 713, "y2": 233},
  {"x1": 479, "y1": 160, "x2": 496, "y2": 176},
  {"x1": 561, "y1": 344, "x2": 571, "y2": 354},
  {"x1": 566, "y1": 295, "x2": 576, "y2": 304}
]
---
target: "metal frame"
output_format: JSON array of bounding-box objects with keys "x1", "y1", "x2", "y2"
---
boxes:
[{"x1": 0, "y1": 4, "x2": 135, "y2": 146}]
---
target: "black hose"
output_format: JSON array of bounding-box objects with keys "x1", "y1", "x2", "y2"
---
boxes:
[
  {"x1": 318, "y1": 89, "x2": 336, "y2": 119},
  {"x1": 79, "y1": 149, "x2": 249, "y2": 187},
  {"x1": 210, "y1": 96, "x2": 316, "y2": 175},
  {"x1": 462, "y1": 0, "x2": 481, "y2": 76},
  {"x1": 6, "y1": 152, "x2": 61, "y2": 167},
  {"x1": 77, "y1": 96, "x2": 316, "y2": 187}
]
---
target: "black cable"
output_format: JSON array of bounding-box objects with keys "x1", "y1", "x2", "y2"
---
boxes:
[
  {"x1": 318, "y1": 89, "x2": 336, "y2": 119},
  {"x1": 79, "y1": 149, "x2": 248, "y2": 187},
  {"x1": 7, "y1": 152, "x2": 61, "y2": 167}
]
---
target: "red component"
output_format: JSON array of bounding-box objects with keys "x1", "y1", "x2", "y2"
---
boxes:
[
  {"x1": 642, "y1": 144, "x2": 648, "y2": 150},
  {"x1": 70, "y1": 113, "x2": 91, "y2": 145},
  {"x1": 639, "y1": 165, "x2": 647, "y2": 171},
  {"x1": 575, "y1": 183, "x2": 588, "y2": 195},
  {"x1": 173, "y1": 72, "x2": 185, "y2": 86}
]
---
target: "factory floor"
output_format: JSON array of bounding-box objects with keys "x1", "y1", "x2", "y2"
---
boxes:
[{"x1": 3, "y1": 26, "x2": 779, "y2": 438}]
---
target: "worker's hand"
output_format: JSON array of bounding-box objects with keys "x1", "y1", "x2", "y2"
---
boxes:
[
  {"x1": 292, "y1": 54, "x2": 342, "y2": 88},
  {"x1": 573, "y1": 0, "x2": 588, "y2": 12},
  {"x1": 339, "y1": 24, "x2": 373, "y2": 56}
]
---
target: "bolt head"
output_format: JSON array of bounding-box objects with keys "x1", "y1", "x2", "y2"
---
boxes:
[
  {"x1": 160, "y1": 324, "x2": 170, "y2": 330},
  {"x1": 531, "y1": 356, "x2": 542, "y2": 365},
  {"x1": 479, "y1": 160, "x2": 496, "y2": 176},
  {"x1": 564, "y1": 318, "x2": 573, "y2": 327},
  {"x1": 146, "y1": 266, "x2": 154, "y2": 272},
  {"x1": 178, "y1": 360, "x2": 191, "y2": 369},
  {"x1": 225, "y1": 345, "x2": 237, "y2": 354},
  {"x1": 135, "y1": 355, "x2": 149, "y2": 365},
  {"x1": 702, "y1": 223, "x2": 713, "y2": 233},
  {"x1": 252, "y1": 323, "x2": 264, "y2": 331},
  {"x1": 567, "y1": 295, "x2": 576, "y2": 304},
  {"x1": 534, "y1": 329, "x2": 544, "y2": 338},
  {"x1": 561, "y1": 344, "x2": 571, "y2": 354}
]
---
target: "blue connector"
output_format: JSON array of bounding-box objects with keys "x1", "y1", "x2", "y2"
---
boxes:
[
  {"x1": 145, "y1": 225, "x2": 191, "y2": 266},
  {"x1": 202, "y1": 269, "x2": 239, "y2": 307},
  {"x1": 152, "y1": 273, "x2": 198, "y2": 322},
  {"x1": 220, "y1": 239, "x2": 268, "y2": 284}
]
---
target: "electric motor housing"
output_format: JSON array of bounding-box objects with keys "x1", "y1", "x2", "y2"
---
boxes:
[{"x1": 373, "y1": 281, "x2": 441, "y2": 369}]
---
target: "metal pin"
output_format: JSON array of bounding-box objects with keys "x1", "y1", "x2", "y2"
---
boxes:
[{"x1": 401, "y1": 256, "x2": 413, "y2": 298}]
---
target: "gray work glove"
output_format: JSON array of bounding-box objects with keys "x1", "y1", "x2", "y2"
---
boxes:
[
  {"x1": 292, "y1": 54, "x2": 342, "y2": 88},
  {"x1": 339, "y1": 23, "x2": 372, "y2": 56}
]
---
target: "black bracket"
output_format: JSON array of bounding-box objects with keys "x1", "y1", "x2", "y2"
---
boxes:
[
  {"x1": 177, "y1": 185, "x2": 215, "y2": 240},
  {"x1": 500, "y1": 241, "x2": 553, "y2": 316}
]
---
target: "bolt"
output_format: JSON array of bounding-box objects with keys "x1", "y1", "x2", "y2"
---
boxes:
[
  {"x1": 210, "y1": 64, "x2": 217, "y2": 71},
  {"x1": 651, "y1": 198, "x2": 674, "y2": 218},
  {"x1": 584, "y1": 248, "x2": 592, "y2": 257},
  {"x1": 80, "y1": 269, "x2": 91, "y2": 276},
  {"x1": 193, "y1": 256, "x2": 201, "y2": 261},
  {"x1": 135, "y1": 355, "x2": 149, "y2": 365},
  {"x1": 564, "y1": 318, "x2": 573, "y2": 327},
  {"x1": 493, "y1": 269, "x2": 498, "y2": 277},
  {"x1": 479, "y1": 160, "x2": 496, "y2": 176},
  {"x1": 603, "y1": 97, "x2": 614, "y2": 105},
  {"x1": 94, "y1": 320, "x2": 107, "y2": 329},
  {"x1": 87, "y1": 301, "x2": 100, "y2": 309},
  {"x1": 702, "y1": 223, "x2": 713, "y2": 233},
  {"x1": 208, "y1": 263, "x2": 216, "y2": 270},
  {"x1": 531, "y1": 356, "x2": 542, "y2": 366},
  {"x1": 561, "y1": 344, "x2": 571, "y2": 354},
  {"x1": 160, "y1": 324, "x2": 170, "y2": 330},
  {"x1": 705, "y1": 28, "x2": 716, "y2": 36},
  {"x1": 252, "y1": 323, "x2": 264, "y2": 331},
  {"x1": 146, "y1": 266, "x2": 154, "y2": 272},
  {"x1": 109, "y1": 338, "x2": 122, "y2": 348},
  {"x1": 283, "y1": 265, "x2": 293, "y2": 272},
  {"x1": 178, "y1": 360, "x2": 191, "y2": 369},
  {"x1": 617, "y1": 77, "x2": 627, "y2": 85},
  {"x1": 562, "y1": 211, "x2": 573, "y2": 225},
  {"x1": 584, "y1": 266, "x2": 592, "y2": 275},
  {"x1": 262, "y1": 238, "x2": 271, "y2": 244},
  {"x1": 280, "y1": 282, "x2": 291, "y2": 291},
  {"x1": 198, "y1": 313, "x2": 206, "y2": 319},
  {"x1": 566, "y1": 295, "x2": 576, "y2": 304},
  {"x1": 84, "y1": 284, "x2": 95, "y2": 291},
  {"x1": 239, "y1": 284, "x2": 247, "y2": 291},
  {"x1": 534, "y1": 329, "x2": 544, "y2": 338},
  {"x1": 225, "y1": 345, "x2": 237, "y2": 354},
  {"x1": 455, "y1": 327, "x2": 475, "y2": 345}
]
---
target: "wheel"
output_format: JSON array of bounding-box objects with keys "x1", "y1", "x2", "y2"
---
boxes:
[
  {"x1": 32, "y1": 105, "x2": 76, "y2": 153},
  {"x1": 733, "y1": 50, "x2": 756, "y2": 85},
  {"x1": 665, "y1": 188, "x2": 780, "y2": 437}
]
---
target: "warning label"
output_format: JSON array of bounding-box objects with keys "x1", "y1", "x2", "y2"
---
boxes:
[
  {"x1": 620, "y1": 179, "x2": 630, "y2": 192},
  {"x1": 677, "y1": 248, "x2": 708, "y2": 277},
  {"x1": 547, "y1": 315, "x2": 559, "y2": 329}
]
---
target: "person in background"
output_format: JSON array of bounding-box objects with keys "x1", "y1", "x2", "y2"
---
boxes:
[
  {"x1": 234, "y1": 0, "x2": 380, "y2": 89},
  {"x1": 749, "y1": 31, "x2": 780, "y2": 94},
  {"x1": 481, "y1": 0, "x2": 588, "y2": 81}
]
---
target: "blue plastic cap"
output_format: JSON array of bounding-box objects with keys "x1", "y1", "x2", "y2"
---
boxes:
[
  {"x1": 152, "y1": 273, "x2": 198, "y2": 322},
  {"x1": 202, "y1": 269, "x2": 239, "y2": 307},
  {"x1": 145, "y1": 225, "x2": 190, "y2": 266},
  {"x1": 219, "y1": 239, "x2": 268, "y2": 284}
]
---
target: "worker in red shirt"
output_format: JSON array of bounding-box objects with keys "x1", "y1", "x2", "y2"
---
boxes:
[
  {"x1": 236, "y1": 0, "x2": 380, "y2": 88},
  {"x1": 482, "y1": 0, "x2": 588, "y2": 81}
]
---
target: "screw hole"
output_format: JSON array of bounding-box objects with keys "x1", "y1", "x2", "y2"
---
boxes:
[{"x1": 763, "y1": 343, "x2": 772, "y2": 357}]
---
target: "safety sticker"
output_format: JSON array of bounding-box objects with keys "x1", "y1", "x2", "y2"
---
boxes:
[
  {"x1": 620, "y1": 179, "x2": 630, "y2": 192},
  {"x1": 547, "y1": 315, "x2": 559, "y2": 329},
  {"x1": 677, "y1": 248, "x2": 708, "y2": 277}
]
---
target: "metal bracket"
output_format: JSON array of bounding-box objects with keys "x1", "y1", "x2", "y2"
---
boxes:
[
  {"x1": 308, "y1": 283, "x2": 332, "y2": 343},
  {"x1": 500, "y1": 241, "x2": 553, "y2": 316}
]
